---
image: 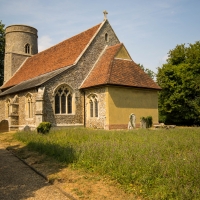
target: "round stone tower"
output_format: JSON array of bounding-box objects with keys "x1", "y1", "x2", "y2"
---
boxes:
[{"x1": 4, "y1": 25, "x2": 38, "y2": 83}]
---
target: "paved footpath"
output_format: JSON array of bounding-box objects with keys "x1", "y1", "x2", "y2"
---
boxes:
[{"x1": 0, "y1": 144, "x2": 73, "y2": 200}]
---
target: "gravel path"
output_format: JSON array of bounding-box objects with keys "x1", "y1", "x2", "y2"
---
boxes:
[{"x1": 0, "y1": 144, "x2": 72, "y2": 200}]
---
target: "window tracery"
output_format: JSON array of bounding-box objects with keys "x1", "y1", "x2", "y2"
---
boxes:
[
  {"x1": 88, "y1": 94, "x2": 98, "y2": 118},
  {"x1": 54, "y1": 85, "x2": 73, "y2": 114},
  {"x1": 26, "y1": 93, "x2": 33, "y2": 118}
]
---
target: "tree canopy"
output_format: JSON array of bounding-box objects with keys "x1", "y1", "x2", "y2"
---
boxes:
[
  {"x1": 157, "y1": 41, "x2": 200, "y2": 125},
  {"x1": 0, "y1": 20, "x2": 5, "y2": 86}
]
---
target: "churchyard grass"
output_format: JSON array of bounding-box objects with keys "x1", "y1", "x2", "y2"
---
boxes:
[{"x1": 15, "y1": 127, "x2": 200, "y2": 199}]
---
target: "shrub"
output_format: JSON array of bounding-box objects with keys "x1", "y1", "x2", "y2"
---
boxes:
[
  {"x1": 146, "y1": 116, "x2": 153, "y2": 128},
  {"x1": 37, "y1": 122, "x2": 51, "y2": 134}
]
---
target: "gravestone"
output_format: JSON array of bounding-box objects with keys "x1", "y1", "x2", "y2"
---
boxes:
[
  {"x1": 128, "y1": 113, "x2": 136, "y2": 129},
  {"x1": 23, "y1": 125, "x2": 31, "y2": 132}
]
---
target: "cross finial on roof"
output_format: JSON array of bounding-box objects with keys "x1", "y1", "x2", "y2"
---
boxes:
[{"x1": 103, "y1": 10, "x2": 108, "y2": 20}]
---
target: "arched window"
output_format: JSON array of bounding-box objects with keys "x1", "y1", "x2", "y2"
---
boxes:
[
  {"x1": 105, "y1": 33, "x2": 109, "y2": 42},
  {"x1": 26, "y1": 93, "x2": 33, "y2": 118},
  {"x1": 54, "y1": 85, "x2": 73, "y2": 114},
  {"x1": 11, "y1": 95, "x2": 19, "y2": 115},
  {"x1": 88, "y1": 94, "x2": 98, "y2": 118},
  {"x1": 25, "y1": 44, "x2": 30, "y2": 54}
]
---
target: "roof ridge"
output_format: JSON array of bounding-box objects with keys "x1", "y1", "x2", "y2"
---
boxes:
[
  {"x1": 80, "y1": 43, "x2": 161, "y2": 90},
  {"x1": 39, "y1": 22, "x2": 102, "y2": 55},
  {"x1": 107, "y1": 43, "x2": 122, "y2": 49},
  {"x1": 74, "y1": 20, "x2": 107, "y2": 65},
  {"x1": 106, "y1": 44, "x2": 123, "y2": 83},
  {"x1": 22, "y1": 22, "x2": 103, "y2": 63},
  {"x1": 79, "y1": 45, "x2": 108, "y2": 89},
  {"x1": 106, "y1": 58, "x2": 115, "y2": 84},
  {"x1": 2, "y1": 21, "x2": 103, "y2": 89}
]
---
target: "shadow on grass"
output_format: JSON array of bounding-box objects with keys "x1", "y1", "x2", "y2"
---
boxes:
[
  {"x1": 5, "y1": 140, "x2": 77, "y2": 184},
  {"x1": 26, "y1": 141, "x2": 77, "y2": 164},
  {"x1": 0, "y1": 145, "x2": 69, "y2": 200}
]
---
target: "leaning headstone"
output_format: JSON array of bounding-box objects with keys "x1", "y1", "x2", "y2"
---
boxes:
[
  {"x1": 128, "y1": 113, "x2": 136, "y2": 129},
  {"x1": 0, "y1": 120, "x2": 9, "y2": 132},
  {"x1": 23, "y1": 125, "x2": 31, "y2": 132}
]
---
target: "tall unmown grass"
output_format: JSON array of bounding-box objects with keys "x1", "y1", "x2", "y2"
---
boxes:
[{"x1": 15, "y1": 128, "x2": 200, "y2": 199}]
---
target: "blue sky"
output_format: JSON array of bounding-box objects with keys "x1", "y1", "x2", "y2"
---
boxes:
[{"x1": 0, "y1": 0, "x2": 200, "y2": 73}]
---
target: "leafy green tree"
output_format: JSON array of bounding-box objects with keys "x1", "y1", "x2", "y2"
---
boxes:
[
  {"x1": 157, "y1": 41, "x2": 200, "y2": 125},
  {"x1": 138, "y1": 63, "x2": 156, "y2": 80},
  {"x1": 0, "y1": 20, "x2": 5, "y2": 86}
]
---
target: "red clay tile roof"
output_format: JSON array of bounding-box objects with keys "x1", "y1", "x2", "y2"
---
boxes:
[
  {"x1": 80, "y1": 43, "x2": 161, "y2": 90},
  {"x1": 2, "y1": 23, "x2": 102, "y2": 89},
  {"x1": 81, "y1": 44, "x2": 122, "y2": 88}
]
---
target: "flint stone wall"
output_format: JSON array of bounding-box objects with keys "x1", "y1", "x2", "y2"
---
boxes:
[
  {"x1": 0, "y1": 88, "x2": 37, "y2": 129},
  {"x1": 0, "y1": 96, "x2": 6, "y2": 121},
  {"x1": 0, "y1": 20, "x2": 119, "y2": 129},
  {"x1": 42, "y1": 20, "x2": 119, "y2": 127},
  {"x1": 84, "y1": 87, "x2": 106, "y2": 129},
  {"x1": 18, "y1": 89, "x2": 37, "y2": 127}
]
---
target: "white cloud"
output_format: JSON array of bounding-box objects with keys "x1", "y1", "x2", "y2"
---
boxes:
[{"x1": 38, "y1": 35, "x2": 53, "y2": 52}]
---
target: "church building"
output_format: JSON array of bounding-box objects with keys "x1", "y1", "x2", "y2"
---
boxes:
[{"x1": 0, "y1": 12, "x2": 161, "y2": 131}]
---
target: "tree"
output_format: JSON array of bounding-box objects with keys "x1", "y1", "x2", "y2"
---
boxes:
[
  {"x1": 157, "y1": 41, "x2": 200, "y2": 125},
  {"x1": 0, "y1": 20, "x2": 5, "y2": 86},
  {"x1": 138, "y1": 63, "x2": 156, "y2": 80}
]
